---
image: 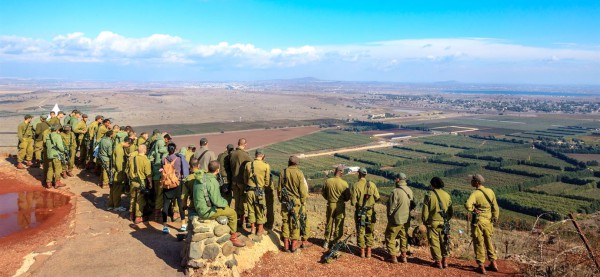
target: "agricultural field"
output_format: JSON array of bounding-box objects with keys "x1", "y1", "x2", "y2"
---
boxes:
[
  {"x1": 370, "y1": 147, "x2": 435, "y2": 159},
  {"x1": 441, "y1": 168, "x2": 538, "y2": 192},
  {"x1": 388, "y1": 161, "x2": 460, "y2": 178},
  {"x1": 335, "y1": 150, "x2": 403, "y2": 167},
  {"x1": 480, "y1": 147, "x2": 573, "y2": 167},
  {"x1": 433, "y1": 156, "x2": 491, "y2": 166},
  {"x1": 503, "y1": 164, "x2": 563, "y2": 176},
  {"x1": 399, "y1": 143, "x2": 465, "y2": 155},
  {"x1": 414, "y1": 135, "x2": 518, "y2": 150},
  {"x1": 528, "y1": 182, "x2": 600, "y2": 201},
  {"x1": 498, "y1": 192, "x2": 591, "y2": 218},
  {"x1": 266, "y1": 129, "x2": 374, "y2": 154}
]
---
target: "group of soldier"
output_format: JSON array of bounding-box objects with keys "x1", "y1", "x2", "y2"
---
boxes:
[{"x1": 16, "y1": 111, "x2": 501, "y2": 274}]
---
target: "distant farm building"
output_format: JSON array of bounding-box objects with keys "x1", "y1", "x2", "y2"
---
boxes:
[{"x1": 344, "y1": 166, "x2": 361, "y2": 174}]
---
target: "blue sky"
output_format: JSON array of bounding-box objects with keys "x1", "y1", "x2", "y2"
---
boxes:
[{"x1": 1, "y1": 0, "x2": 599, "y2": 84}]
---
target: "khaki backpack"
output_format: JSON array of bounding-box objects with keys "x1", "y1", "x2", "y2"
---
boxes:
[{"x1": 161, "y1": 158, "x2": 179, "y2": 189}]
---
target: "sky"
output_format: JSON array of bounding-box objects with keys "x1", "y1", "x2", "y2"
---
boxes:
[{"x1": 1, "y1": 0, "x2": 599, "y2": 84}]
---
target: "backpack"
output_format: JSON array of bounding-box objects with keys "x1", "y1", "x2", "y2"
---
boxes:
[{"x1": 160, "y1": 158, "x2": 179, "y2": 189}]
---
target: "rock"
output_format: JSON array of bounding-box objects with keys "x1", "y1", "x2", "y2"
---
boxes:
[
  {"x1": 202, "y1": 243, "x2": 220, "y2": 260},
  {"x1": 193, "y1": 226, "x2": 211, "y2": 234},
  {"x1": 411, "y1": 224, "x2": 428, "y2": 247},
  {"x1": 204, "y1": 237, "x2": 216, "y2": 245},
  {"x1": 222, "y1": 241, "x2": 235, "y2": 256},
  {"x1": 189, "y1": 241, "x2": 204, "y2": 260},
  {"x1": 214, "y1": 225, "x2": 230, "y2": 237},
  {"x1": 239, "y1": 235, "x2": 255, "y2": 247},
  {"x1": 217, "y1": 234, "x2": 231, "y2": 244},
  {"x1": 225, "y1": 259, "x2": 238, "y2": 269},
  {"x1": 187, "y1": 259, "x2": 204, "y2": 269},
  {"x1": 192, "y1": 232, "x2": 215, "y2": 242},
  {"x1": 216, "y1": 216, "x2": 229, "y2": 225}
]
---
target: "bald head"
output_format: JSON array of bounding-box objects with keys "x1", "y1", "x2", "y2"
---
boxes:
[
  {"x1": 288, "y1": 156, "x2": 299, "y2": 166},
  {"x1": 138, "y1": 144, "x2": 147, "y2": 155}
]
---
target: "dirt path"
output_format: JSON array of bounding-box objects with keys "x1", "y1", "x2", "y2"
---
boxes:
[{"x1": 298, "y1": 142, "x2": 396, "y2": 158}]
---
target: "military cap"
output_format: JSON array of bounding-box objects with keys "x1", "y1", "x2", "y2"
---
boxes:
[
  {"x1": 200, "y1": 137, "x2": 208, "y2": 145},
  {"x1": 226, "y1": 144, "x2": 234, "y2": 151},
  {"x1": 163, "y1": 133, "x2": 171, "y2": 140},
  {"x1": 335, "y1": 165, "x2": 345, "y2": 173},
  {"x1": 255, "y1": 148, "x2": 265, "y2": 156},
  {"x1": 153, "y1": 129, "x2": 161, "y2": 134},
  {"x1": 40, "y1": 114, "x2": 48, "y2": 119},
  {"x1": 95, "y1": 115, "x2": 104, "y2": 120},
  {"x1": 469, "y1": 174, "x2": 485, "y2": 183},
  {"x1": 82, "y1": 114, "x2": 88, "y2": 118},
  {"x1": 50, "y1": 124, "x2": 60, "y2": 131},
  {"x1": 63, "y1": 125, "x2": 72, "y2": 131},
  {"x1": 358, "y1": 167, "x2": 368, "y2": 174},
  {"x1": 395, "y1": 172, "x2": 407, "y2": 180},
  {"x1": 24, "y1": 114, "x2": 33, "y2": 120},
  {"x1": 289, "y1": 155, "x2": 300, "y2": 165},
  {"x1": 188, "y1": 144, "x2": 196, "y2": 148}
]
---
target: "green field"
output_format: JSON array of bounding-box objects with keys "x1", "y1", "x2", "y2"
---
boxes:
[
  {"x1": 401, "y1": 143, "x2": 465, "y2": 155},
  {"x1": 504, "y1": 164, "x2": 563, "y2": 176},
  {"x1": 388, "y1": 162, "x2": 460, "y2": 178},
  {"x1": 374, "y1": 147, "x2": 436, "y2": 159},
  {"x1": 481, "y1": 147, "x2": 572, "y2": 167},
  {"x1": 414, "y1": 135, "x2": 517, "y2": 150},
  {"x1": 498, "y1": 192, "x2": 590, "y2": 219},
  {"x1": 441, "y1": 168, "x2": 538, "y2": 192},
  {"x1": 267, "y1": 129, "x2": 373, "y2": 154},
  {"x1": 528, "y1": 182, "x2": 600, "y2": 201},
  {"x1": 336, "y1": 150, "x2": 402, "y2": 167}
]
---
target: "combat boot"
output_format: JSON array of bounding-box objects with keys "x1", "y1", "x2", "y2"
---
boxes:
[
  {"x1": 487, "y1": 260, "x2": 498, "y2": 272},
  {"x1": 251, "y1": 223, "x2": 256, "y2": 235},
  {"x1": 389, "y1": 255, "x2": 398, "y2": 264},
  {"x1": 366, "y1": 247, "x2": 372, "y2": 258},
  {"x1": 16, "y1": 163, "x2": 26, "y2": 169},
  {"x1": 360, "y1": 248, "x2": 365, "y2": 258},
  {"x1": 229, "y1": 232, "x2": 246, "y2": 247},
  {"x1": 290, "y1": 240, "x2": 300, "y2": 252},
  {"x1": 256, "y1": 224, "x2": 265, "y2": 236},
  {"x1": 134, "y1": 217, "x2": 143, "y2": 224},
  {"x1": 476, "y1": 264, "x2": 487, "y2": 275},
  {"x1": 61, "y1": 172, "x2": 68, "y2": 179},
  {"x1": 432, "y1": 261, "x2": 443, "y2": 269},
  {"x1": 400, "y1": 252, "x2": 407, "y2": 263},
  {"x1": 66, "y1": 171, "x2": 74, "y2": 177},
  {"x1": 25, "y1": 160, "x2": 33, "y2": 167},
  {"x1": 55, "y1": 181, "x2": 65, "y2": 188},
  {"x1": 283, "y1": 238, "x2": 291, "y2": 252},
  {"x1": 442, "y1": 257, "x2": 449, "y2": 268}
]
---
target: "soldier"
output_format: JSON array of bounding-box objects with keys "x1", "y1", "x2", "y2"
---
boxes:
[
  {"x1": 95, "y1": 118, "x2": 112, "y2": 142},
  {"x1": 74, "y1": 114, "x2": 88, "y2": 166},
  {"x1": 193, "y1": 137, "x2": 217, "y2": 171},
  {"x1": 137, "y1": 132, "x2": 149, "y2": 148},
  {"x1": 109, "y1": 137, "x2": 131, "y2": 212},
  {"x1": 278, "y1": 156, "x2": 310, "y2": 252},
  {"x1": 243, "y1": 148, "x2": 271, "y2": 235},
  {"x1": 85, "y1": 115, "x2": 103, "y2": 169},
  {"x1": 321, "y1": 165, "x2": 350, "y2": 250},
  {"x1": 217, "y1": 144, "x2": 234, "y2": 203},
  {"x1": 186, "y1": 144, "x2": 196, "y2": 163},
  {"x1": 113, "y1": 125, "x2": 128, "y2": 145},
  {"x1": 385, "y1": 173, "x2": 414, "y2": 263},
  {"x1": 45, "y1": 124, "x2": 65, "y2": 188},
  {"x1": 126, "y1": 144, "x2": 151, "y2": 224},
  {"x1": 182, "y1": 158, "x2": 201, "y2": 225},
  {"x1": 33, "y1": 114, "x2": 50, "y2": 168},
  {"x1": 59, "y1": 125, "x2": 77, "y2": 178},
  {"x1": 229, "y1": 138, "x2": 252, "y2": 227},
  {"x1": 98, "y1": 130, "x2": 115, "y2": 188},
  {"x1": 351, "y1": 167, "x2": 380, "y2": 258},
  {"x1": 465, "y1": 174, "x2": 500, "y2": 274},
  {"x1": 423, "y1": 177, "x2": 453, "y2": 269},
  {"x1": 16, "y1": 114, "x2": 35, "y2": 169},
  {"x1": 149, "y1": 133, "x2": 170, "y2": 222},
  {"x1": 193, "y1": 160, "x2": 246, "y2": 247},
  {"x1": 48, "y1": 111, "x2": 64, "y2": 127}
]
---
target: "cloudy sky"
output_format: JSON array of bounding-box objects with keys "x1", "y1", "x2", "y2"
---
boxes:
[{"x1": 1, "y1": 0, "x2": 599, "y2": 84}]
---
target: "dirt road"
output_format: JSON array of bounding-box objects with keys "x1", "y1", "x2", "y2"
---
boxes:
[{"x1": 298, "y1": 142, "x2": 396, "y2": 158}]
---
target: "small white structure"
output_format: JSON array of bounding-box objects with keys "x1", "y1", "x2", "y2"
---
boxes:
[{"x1": 344, "y1": 166, "x2": 360, "y2": 174}]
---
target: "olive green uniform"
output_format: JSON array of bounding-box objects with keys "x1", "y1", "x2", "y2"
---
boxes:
[
  {"x1": 229, "y1": 147, "x2": 252, "y2": 218},
  {"x1": 465, "y1": 186, "x2": 499, "y2": 265},
  {"x1": 385, "y1": 181, "x2": 414, "y2": 256},
  {"x1": 193, "y1": 172, "x2": 238, "y2": 233},
  {"x1": 59, "y1": 131, "x2": 77, "y2": 172},
  {"x1": 423, "y1": 188, "x2": 453, "y2": 261},
  {"x1": 109, "y1": 142, "x2": 127, "y2": 208},
  {"x1": 278, "y1": 165, "x2": 309, "y2": 240},
  {"x1": 48, "y1": 117, "x2": 61, "y2": 128},
  {"x1": 243, "y1": 159, "x2": 271, "y2": 225},
  {"x1": 126, "y1": 154, "x2": 151, "y2": 217},
  {"x1": 183, "y1": 168, "x2": 202, "y2": 211},
  {"x1": 351, "y1": 178, "x2": 380, "y2": 248},
  {"x1": 322, "y1": 176, "x2": 350, "y2": 244},
  {"x1": 96, "y1": 125, "x2": 109, "y2": 142},
  {"x1": 74, "y1": 119, "x2": 87, "y2": 160},
  {"x1": 149, "y1": 138, "x2": 167, "y2": 210},
  {"x1": 45, "y1": 132, "x2": 65, "y2": 183},
  {"x1": 34, "y1": 121, "x2": 50, "y2": 162},
  {"x1": 85, "y1": 121, "x2": 100, "y2": 163},
  {"x1": 98, "y1": 136, "x2": 113, "y2": 186},
  {"x1": 17, "y1": 121, "x2": 34, "y2": 163},
  {"x1": 41, "y1": 128, "x2": 52, "y2": 178}
]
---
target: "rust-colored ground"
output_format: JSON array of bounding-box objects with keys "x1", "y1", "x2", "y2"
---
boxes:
[
  {"x1": 172, "y1": 126, "x2": 321, "y2": 152},
  {"x1": 0, "y1": 164, "x2": 74, "y2": 277}
]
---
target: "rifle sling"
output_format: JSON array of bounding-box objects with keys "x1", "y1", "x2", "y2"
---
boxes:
[
  {"x1": 197, "y1": 150, "x2": 209, "y2": 162},
  {"x1": 477, "y1": 189, "x2": 495, "y2": 209},
  {"x1": 431, "y1": 189, "x2": 448, "y2": 222}
]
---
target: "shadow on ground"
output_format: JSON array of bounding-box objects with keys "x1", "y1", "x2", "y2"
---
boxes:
[{"x1": 129, "y1": 223, "x2": 185, "y2": 272}]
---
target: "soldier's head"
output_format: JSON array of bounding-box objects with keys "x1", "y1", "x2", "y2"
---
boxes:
[
  {"x1": 430, "y1": 177, "x2": 444, "y2": 189},
  {"x1": 128, "y1": 131, "x2": 136, "y2": 139},
  {"x1": 288, "y1": 155, "x2": 299, "y2": 166},
  {"x1": 50, "y1": 111, "x2": 56, "y2": 118},
  {"x1": 334, "y1": 165, "x2": 344, "y2": 177},
  {"x1": 163, "y1": 133, "x2": 172, "y2": 143},
  {"x1": 138, "y1": 144, "x2": 147, "y2": 155},
  {"x1": 124, "y1": 126, "x2": 132, "y2": 133},
  {"x1": 140, "y1": 132, "x2": 148, "y2": 139},
  {"x1": 95, "y1": 115, "x2": 103, "y2": 123},
  {"x1": 57, "y1": 111, "x2": 65, "y2": 119},
  {"x1": 40, "y1": 114, "x2": 48, "y2": 121},
  {"x1": 70, "y1": 109, "x2": 77, "y2": 116},
  {"x1": 395, "y1": 173, "x2": 407, "y2": 184},
  {"x1": 24, "y1": 114, "x2": 33, "y2": 123},
  {"x1": 469, "y1": 174, "x2": 484, "y2": 188},
  {"x1": 358, "y1": 167, "x2": 368, "y2": 178},
  {"x1": 113, "y1": 125, "x2": 121, "y2": 132},
  {"x1": 63, "y1": 125, "x2": 72, "y2": 133},
  {"x1": 123, "y1": 137, "x2": 132, "y2": 148},
  {"x1": 189, "y1": 158, "x2": 200, "y2": 170},
  {"x1": 226, "y1": 144, "x2": 234, "y2": 153},
  {"x1": 167, "y1": 142, "x2": 177, "y2": 155},
  {"x1": 237, "y1": 138, "x2": 247, "y2": 149},
  {"x1": 199, "y1": 137, "x2": 208, "y2": 147},
  {"x1": 102, "y1": 118, "x2": 111, "y2": 128},
  {"x1": 208, "y1": 160, "x2": 220, "y2": 174},
  {"x1": 74, "y1": 111, "x2": 81, "y2": 118},
  {"x1": 188, "y1": 144, "x2": 196, "y2": 152},
  {"x1": 255, "y1": 148, "x2": 265, "y2": 160},
  {"x1": 82, "y1": 114, "x2": 88, "y2": 122},
  {"x1": 105, "y1": 130, "x2": 114, "y2": 138}
]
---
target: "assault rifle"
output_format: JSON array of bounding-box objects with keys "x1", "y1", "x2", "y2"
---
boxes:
[
  {"x1": 298, "y1": 203, "x2": 307, "y2": 236},
  {"x1": 281, "y1": 187, "x2": 299, "y2": 229},
  {"x1": 323, "y1": 233, "x2": 354, "y2": 263}
]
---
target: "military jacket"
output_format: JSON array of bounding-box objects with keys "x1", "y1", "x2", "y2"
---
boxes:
[
  {"x1": 388, "y1": 181, "x2": 414, "y2": 225},
  {"x1": 229, "y1": 148, "x2": 252, "y2": 184},
  {"x1": 74, "y1": 120, "x2": 87, "y2": 141},
  {"x1": 98, "y1": 136, "x2": 113, "y2": 163},
  {"x1": 244, "y1": 159, "x2": 271, "y2": 188},
  {"x1": 465, "y1": 185, "x2": 499, "y2": 222},
  {"x1": 35, "y1": 121, "x2": 50, "y2": 141},
  {"x1": 45, "y1": 132, "x2": 65, "y2": 160},
  {"x1": 96, "y1": 125, "x2": 109, "y2": 142},
  {"x1": 87, "y1": 121, "x2": 100, "y2": 141},
  {"x1": 113, "y1": 143, "x2": 126, "y2": 172},
  {"x1": 126, "y1": 154, "x2": 151, "y2": 181},
  {"x1": 351, "y1": 177, "x2": 380, "y2": 208},
  {"x1": 194, "y1": 173, "x2": 228, "y2": 219},
  {"x1": 422, "y1": 188, "x2": 453, "y2": 226},
  {"x1": 322, "y1": 176, "x2": 350, "y2": 204},
  {"x1": 278, "y1": 165, "x2": 308, "y2": 205},
  {"x1": 60, "y1": 132, "x2": 77, "y2": 151},
  {"x1": 17, "y1": 121, "x2": 34, "y2": 140}
]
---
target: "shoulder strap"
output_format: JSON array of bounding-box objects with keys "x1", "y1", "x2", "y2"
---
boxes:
[
  {"x1": 197, "y1": 150, "x2": 209, "y2": 161},
  {"x1": 432, "y1": 189, "x2": 448, "y2": 221},
  {"x1": 477, "y1": 188, "x2": 494, "y2": 207},
  {"x1": 398, "y1": 186, "x2": 412, "y2": 200}
]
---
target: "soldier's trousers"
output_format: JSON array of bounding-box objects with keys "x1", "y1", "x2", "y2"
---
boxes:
[
  {"x1": 385, "y1": 221, "x2": 410, "y2": 256},
  {"x1": 355, "y1": 209, "x2": 376, "y2": 248},
  {"x1": 324, "y1": 202, "x2": 345, "y2": 243},
  {"x1": 208, "y1": 206, "x2": 238, "y2": 233},
  {"x1": 265, "y1": 186, "x2": 275, "y2": 229},
  {"x1": 427, "y1": 223, "x2": 449, "y2": 261},
  {"x1": 80, "y1": 140, "x2": 88, "y2": 165},
  {"x1": 129, "y1": 181, "x2": 146, "y2": 217},
  {"x1": 153, "y1": 179, "x2": 163, "y2": 210},
  {"x1": 63, "y1": 148, "x2": 76, "y2": 172},
  {"x1": 34, "y1": 140, "x2": 44, "y2": 162},
  {"x1": 281, "y1": 204, "x2": 301, "y2": 240},
  {"x1": 109, "y1": 171, "x2": 125, "y2": 208},
  {"x1": 246, "y1": 189, "x2": 267, "y2": 224},
  {"x1": 472, "y1": 219, "x2": 497, "y2": 265},
  {"x1": 46, "y1": 159, "x2": 62, "y2": 183},
  {"x1": 232, "y1": 182, "x2": 246, "y2": 218},
  {"x1": 18, "y1": 138, "x2": 34, "y2": 163},
  {"x1": 100, "y1": 160, "x2": 110, "y2": 186}
]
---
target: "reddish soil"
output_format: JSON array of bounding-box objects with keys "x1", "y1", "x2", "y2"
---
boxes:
[
  {"x1": 243, "y1": 243, "x2": 522, "y2": 277},
  {"x1": 172, "y1": 126, "x2": 321, "y2": 152},
  {"x1": 0, "y1": 164, "x2": 74, "y2": 277}
]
